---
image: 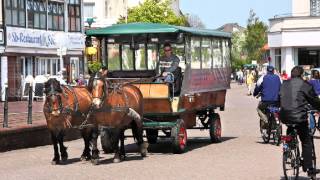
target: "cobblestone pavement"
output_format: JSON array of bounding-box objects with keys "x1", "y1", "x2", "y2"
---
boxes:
[{"x1": 0, "y1": 83, "x2": 318, "y2": 180}]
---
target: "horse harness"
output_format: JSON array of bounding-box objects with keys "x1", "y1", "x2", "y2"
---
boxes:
[{"x1": 44, "y1": 85, "x2": 94, "y2": 129}]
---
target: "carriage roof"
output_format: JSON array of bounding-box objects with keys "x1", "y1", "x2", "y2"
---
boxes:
[{"x1": 85, "y1": 22, "x2": 231, "y2": 38}]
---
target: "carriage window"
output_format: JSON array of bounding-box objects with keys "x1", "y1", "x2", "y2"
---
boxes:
[
  {"x1": 222, "y1": 40, "x2": 231, "y2": 68},
  {"x1": 147, "y1": 44, "x2": 158, "y2": 70},
  {"x1": 122, "y1": 44, "x2": 134, "y2": 70},
  {"x1": 201, "y1": 38, "x2": 212, "y2": 69},
  {"x1": 212, "y1": 39, "x2": 223, "y2": 68},
  {"x1": 135, "y1": 44, "x2": 147, "y2": 70},
  {"x1": 107, "y1": 44, "x2": 120, "y2": 70},
  {"x1": 191, "y1": 37, "x2": 201, "y2": 69}
]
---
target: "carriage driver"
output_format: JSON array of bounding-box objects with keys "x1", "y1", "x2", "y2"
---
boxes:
[{"x1": 159, "y1": 42, "x2": 180, "y2": 82}]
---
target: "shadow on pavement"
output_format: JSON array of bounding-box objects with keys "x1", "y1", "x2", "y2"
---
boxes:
[
  {"x1": 146, "y1": 136, "x2": 237, "y2": 154},
  {"x1": 280, "y1": 176, "x2": 312, "y2": 180}
]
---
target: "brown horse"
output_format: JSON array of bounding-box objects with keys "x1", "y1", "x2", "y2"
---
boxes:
[
  {"x1": 43, "y1": 78, "x2": 95, "y2": 165},
  {"x1": 88, "y1": 73, "x2": 148, "y2": 164}
]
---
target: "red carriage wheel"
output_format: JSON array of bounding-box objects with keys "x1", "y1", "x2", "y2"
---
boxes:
[{"x1": 171, "y1": 119, "x2": 187, "y2": 153}]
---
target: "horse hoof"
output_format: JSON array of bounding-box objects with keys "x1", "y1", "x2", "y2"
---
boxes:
[
  {"x1": 61, "y1": 156, "x2": 68, "y2": 162},
  {"x1": 140, "y1": 142, "x2": 149, "y2": 157},
  {"x1": 113, "y1": 158, "x2": 121, "y2": 163},
  {"x1": 91, "y1": 159, "x2": 99, "y2": 165},
  {"x1": 80, "y1": 156, "x2": 86, "y2": 161},
  {"x1": 51, "y1": 160, "x2": 59, "y2": 165}
]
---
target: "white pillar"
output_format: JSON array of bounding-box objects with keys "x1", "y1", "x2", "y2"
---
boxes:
[
  {"x1": 1, "y1": 56, "x2": 8, "y2": 101},
  {"x1": 282, "y1": 47, "x2": 295, "y2": 76},
  {"x1": 270, "y1": 48, "x2": 275, "y2": 67}
]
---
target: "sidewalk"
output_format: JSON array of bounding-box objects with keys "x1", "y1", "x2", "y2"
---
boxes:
[{"x1": 0, "y1": 100, "x2": 80, "y2": 152}]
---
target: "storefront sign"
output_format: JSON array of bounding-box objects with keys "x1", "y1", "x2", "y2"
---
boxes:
[
  {"x1": 7, "y1": 27, "x2": 56, "y2": 48},
  {"x1": 6, "y1": 27, "x2": 84, "y2": 49}
]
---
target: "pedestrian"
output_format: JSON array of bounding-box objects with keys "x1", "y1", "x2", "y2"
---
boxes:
[
  {"x1": 246, "y1": 70, "x2": 255, "y2": 95},
  {"x1": 237, "y1": 69, "x2": 244, "y2": 85},
  {"x1": 281, "y1": 70, "x2": 289, "y2": 81}
]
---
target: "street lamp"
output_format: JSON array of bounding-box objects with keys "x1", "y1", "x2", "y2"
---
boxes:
[{"x1": 86, "y1": 17, "x2": 95, "y2": 28}]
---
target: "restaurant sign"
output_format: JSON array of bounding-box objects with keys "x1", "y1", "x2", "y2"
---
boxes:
[{"x1": 6, "y1": 27, "x2": 84, "y2": 49}]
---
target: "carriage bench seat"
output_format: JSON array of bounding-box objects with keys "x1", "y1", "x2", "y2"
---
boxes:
[
  {"x1": 132, "y1": 83, "x2": 172, "y2": 113},
  {"x1": 132, "y1": 83, "x2": 169, "y2": 99}
]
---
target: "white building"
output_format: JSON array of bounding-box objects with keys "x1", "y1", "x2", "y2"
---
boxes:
[
  {"x1": 1, "y1": 0, "x2": 85, "y2": 100},
  {"x1": 83, "y1": 0, "x2": 128, "y2": 28},
  {"x1": 83, "y1": 0, "x2": 180, "y2": 28},
  {"x1": 268, "y1": 0, "x2": 320, "y2": 75}
]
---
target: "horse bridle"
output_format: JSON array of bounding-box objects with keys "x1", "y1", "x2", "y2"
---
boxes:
[
  {"x1": 45, "y1": 84, "x2": 63, "y2": 113},
  {"x1": 92, "y1": 75, "x2": 107, "y2": 107}
]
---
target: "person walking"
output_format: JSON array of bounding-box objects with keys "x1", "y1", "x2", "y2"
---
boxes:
[{"x1": 246, "y1": 70, "x2": 255, "y2": 95}]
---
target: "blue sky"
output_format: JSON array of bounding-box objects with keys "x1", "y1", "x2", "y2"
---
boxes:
[{"x1": 180, "y1": 0, "x2": 292, "y2": 29}]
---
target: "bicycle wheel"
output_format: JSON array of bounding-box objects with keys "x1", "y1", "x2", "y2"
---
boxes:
[
  {"x1": 274, "y1": 123, "x2": 282, "y2": 146},
  {"x1": 311, "y1": 138, "x2": 317, "y2": 180},
  {"x1": 260, "y1": 119, "x2": 271, "y2": 143},
  {"x1": 283, "y1": 145, "x2": 300, "y2": 180}
]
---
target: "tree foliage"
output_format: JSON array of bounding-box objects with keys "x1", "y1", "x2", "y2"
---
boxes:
[
  {"x1": 231, "y1": 31, "x2": 249, "y2": 70},
  {"x1": 118, "y1": 0, "x2": 187, "y2": 26},
  {"x1": 243, "y1": 9, "x2": 268, "y2": 63}
]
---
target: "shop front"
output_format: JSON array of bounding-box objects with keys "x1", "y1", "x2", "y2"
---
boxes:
[{"x1": 1, "y1": 27, "x2": 84, "y2": 101}]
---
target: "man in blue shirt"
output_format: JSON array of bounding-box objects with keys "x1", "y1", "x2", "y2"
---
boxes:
[{"x1": 253, "y1": 65, "x2": 282, "y2": 127}]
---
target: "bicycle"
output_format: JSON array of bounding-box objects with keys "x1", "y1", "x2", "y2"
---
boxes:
[
  {"x1": 259, "y1": 105, "x2": 282, "y2": 145},
  {"x1": 282, "y1": 124, "x2": 317, "y2": 180}
]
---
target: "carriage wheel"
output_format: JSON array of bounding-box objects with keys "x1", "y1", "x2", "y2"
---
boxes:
[
  {"x1": 171, "y1": 119, "x2": 187, "y2": 154},
  {"x1": 210, "y1": 113, "x2": 222, "y2": 143},
  {"x1": 146, "y1": 129, "x2": 158, "y2": 144},
  {"x1": 100, "y1": 128, "x2": 114, "y2": 154}
]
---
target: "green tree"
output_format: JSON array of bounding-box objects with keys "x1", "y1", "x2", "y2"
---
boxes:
[
  {"x1": 231, "y1": 30, "x2": 248, "y2": 70},
  {"x1": 118, "y1": 0, "x2": 187, "y2": 26},
  {"x1": 243, "y1": 9, "x2": 268, "y2": 63}
]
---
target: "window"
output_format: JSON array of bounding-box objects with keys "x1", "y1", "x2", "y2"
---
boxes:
[
  {"x1": 201, "y1": 38, "x2": 212, "y2": 69},
  {"x1": 275, "y1": 49, "x2": 281, "y2": 72},
  {"x1": 311, "y1": 0, "x2": 320, "y2": 16},
  {"x1": 107, "y1": 44, "x2": 120, "y2": 70},
  {"x1": 6, "y1": 0, "x2": 26, "y2": 27},
  {"x1": 222, "y1": 40, "x2": 230, "y2": 68},
  {"x1": 122, "y1": 44, "x2": 134, "y2": 70},
  {"x1": 84, "y1": 3, "x2": 94, "y2": 18},
  {"x1": 147, "y1": 44, "x2": 158, "y2": 70},
  {"x1": 68, "y1": 0, "x2": 81, "y2": 32},
  {"x1": 48, "y1": 2, "x2": 64, "y2": 31},
  {"x1": 135, "y1": 44, "x2": 147, "y2": 70},
  {"x1": 27, "y1": 0, "x2": 46, "y2": 29},
  {"x1": 212, "y1": 39, "x2": 223, "y2": 68},
  {"x1": 191, "y1": 37, "x2": 201, "y2": 69}
]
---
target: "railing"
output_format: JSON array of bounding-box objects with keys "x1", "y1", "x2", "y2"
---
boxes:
[{"x1": 1, "y1": 84, "x2": 45, "y2": 128}]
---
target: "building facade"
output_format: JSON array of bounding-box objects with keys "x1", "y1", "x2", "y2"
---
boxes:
[
  {"x1": 268, "y1": 0, "x2": 320, "y2": 75},
  {"x1": 83, "y1": 0, "x2": 127, "y2": 28},
  {"x1": 83, "y1": 0, "x2": 180, "y2": 28},
  {"x1": 1, "y1": 0, "x2": 85, "y2": 100}
]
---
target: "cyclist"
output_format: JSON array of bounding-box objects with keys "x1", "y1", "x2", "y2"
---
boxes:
[
  {"x1": 280, "y1": 66, "x2": 320, "y2": 177},
  {"x1": 253, "y1": 65, "x2": 281, "y2": 128}
]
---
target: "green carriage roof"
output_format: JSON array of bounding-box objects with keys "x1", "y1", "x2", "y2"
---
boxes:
[{"x1": 85, "y1": 22, "x2": 231, "y2": 38}]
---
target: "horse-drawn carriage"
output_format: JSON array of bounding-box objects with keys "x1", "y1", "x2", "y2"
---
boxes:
[{"x1": 86, "y1": 22, "x2": 231, "y2": 153}]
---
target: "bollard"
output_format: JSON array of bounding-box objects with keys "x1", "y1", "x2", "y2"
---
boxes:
[
  {"x1": 3, "y1": 86, "x2": 8, "y2": 128},
  {"x1": 27, "y1": 83, "x2": 32, "y2": 124}
]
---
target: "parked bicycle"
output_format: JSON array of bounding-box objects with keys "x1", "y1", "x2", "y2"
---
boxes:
[
  {"x1": 259, "y1": 105, "x2": 282, "y2": 145},
  {"x1": 282, "y1": 124, "x2": 317, "y2": 180}
]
